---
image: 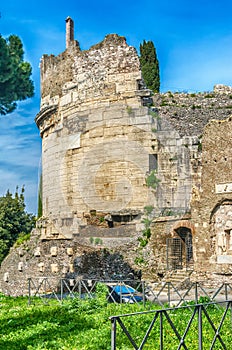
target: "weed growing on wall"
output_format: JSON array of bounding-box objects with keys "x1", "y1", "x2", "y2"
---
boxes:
[
  {"x1": 138, "y1": 206, "x2": 154, "y2": 248},
  {"x1": 146, "y1": 170, "x2": 160, "y2": 189}
]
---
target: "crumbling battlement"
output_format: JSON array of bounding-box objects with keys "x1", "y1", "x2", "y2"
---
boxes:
[{"x1": 40, "y1": 33, "x2": 143, "y2": 110}]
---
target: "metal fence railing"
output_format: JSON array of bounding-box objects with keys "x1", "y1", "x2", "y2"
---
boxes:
[
  {"x1": 27, "y1": 278, "x2": 145, "y2": 305},
  {"x1": 109, "y1": 300, "x2": 232, "y2": 350},
  {"x1": 27, "y1": 277, "x2": 232, "y2": 308},
  {"x1": 146, "y1": 281, "x2": 232, "y2": 308}
]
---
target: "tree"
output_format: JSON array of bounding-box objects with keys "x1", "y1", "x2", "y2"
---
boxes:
[
  {"x1": 0, "y1": 34, "x2": 34, "y2": 115},
  {"x1": 0, "y1": 187, "x2": 35, "y2": 264},
  {"x1": 139, "y1": 40, "x2": 160, "y2": 93}
]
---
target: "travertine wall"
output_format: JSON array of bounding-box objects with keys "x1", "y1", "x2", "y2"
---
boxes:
[
  {"x1": 36, "y1": 33, "x2": 157, "y2": 239},
  {"x1": 191, "y1": 116, "x2": 232, "y2": 281},
  {"x1": 36, "y1": 31, "x2": 206, "y2": 240}
]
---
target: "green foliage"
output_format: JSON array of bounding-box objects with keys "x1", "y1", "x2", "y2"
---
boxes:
[
  {"x1": 169, "y1": 155, "x2": 178, "y2": 161},
  {"x1": 191, "y1": 104, "x2": 201, "y2": 110},
  {"x1": 89, "y1": 237, "x2": 103, "y2": 245},
  {"x1": 144, "y1": 205, "x2": 154, "y2": 215},
  {"x1": 138, "y1": 210, "x2": 153, "y2": 248},
  {"x1": 14, "y1": 232, "x2": 31, "y2": 247},
  {"x1": 160, "y1": 100, "x2": 169, "y2": 106},
  {"x1": 0, "y1": 187, "x2": 35, "y2": 264},
  {"x1": 141, "y1": 217, "x2": 152, "y2": 229},
  {"x1": 204, "y1": 93, "x2": 214, "y2": 98},
  {"x1": 138, "y1": 236, "x2": 149, "y2": 247},
  {"x1": 146, "y1": 170, "x2": 160, "y2": 189},
  {"x1": 162, "y1": 209, "x2": 175, "y2": 216},
  {"x1": 148, "y1": 109, "x2": 159, "y2": 119},
  {"x1": 0, "y1": 35, "x2": 34, "y2": 115},
  {"x1": 0, "y1": 294, "x2": 231, "y2": 349},
  {"x1": 64, "y1": 283, "x2": 108, "y2": 314},
  {"x1": 139, "y1": 40, "x2": 160, "y2": 93},
  {"x1": 126, "y1": 106, "x2": 133, "y2": 115},
  {"x1": 198, "y1": 141, "x2": 202, "y2": 152},
  {"x1": 94, "y1": 238, "x2": 103, "y2": 245},
  {"x1": 134, "y1": 254, "x2": 145, "y2": 264}
]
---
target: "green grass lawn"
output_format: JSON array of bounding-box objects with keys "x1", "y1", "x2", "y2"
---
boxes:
[{"x1": 0, "y1": 287, "x2": 231, "y2": 350}]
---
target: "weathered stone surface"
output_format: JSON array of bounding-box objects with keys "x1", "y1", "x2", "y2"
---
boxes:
[{"x1": 191, "y1": 116, "x2": 232, "y2": 280}]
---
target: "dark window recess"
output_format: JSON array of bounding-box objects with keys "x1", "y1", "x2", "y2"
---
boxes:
[
  {"x1": 111, "y1": 214, "x2": 138, "y2": 223},
  {"x1": 156, "y1": 118, "x2": 162, "y2": 131},
  {"x1": 149, "y1": 154, "x2": 158, "y2": 171}
]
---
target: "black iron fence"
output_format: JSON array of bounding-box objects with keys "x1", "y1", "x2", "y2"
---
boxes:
[
  {"x1": 146, "y1": 281, "x2": 232, "y2": 308},
  {"x1": 110, "y1": 300, "x2": 232, "y2": 349},
  {"x1": 27, "y1": 277, "x2": 232, "y2": 308},
  {"x1": 27, "y1": 278, "x2": 146, "y2": 305}
]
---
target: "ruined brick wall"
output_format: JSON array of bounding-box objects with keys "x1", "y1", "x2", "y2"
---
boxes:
[
  {"x1": 191, "y1": 116, "x2": 232, "y2": 282},
  {"x1": 152, "y1": 88, "x2": 232, "y2": 136}
]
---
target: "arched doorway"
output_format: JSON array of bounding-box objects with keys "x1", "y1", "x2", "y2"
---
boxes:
[
  {"x1": 167, "y1": 222, "x2": 194, "y2": 270},
  {"x1": 175, "y1": 227, "x2": 193, "y2": 264}
]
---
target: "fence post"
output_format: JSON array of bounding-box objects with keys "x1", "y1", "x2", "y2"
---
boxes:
[
  {"x1": 168, "y1": 282, "x2": 171, "y2": 306},
  {"x1": 120, "y1": 281, "x2": 122, "y2": 304},
  {"x1": 198, "y1": 304, "x2": 203, "y2": 350},
  {"x1": 60, "y1": 279, "x2": 63, "y2": 301},
  {"x1": 225, "y1": 283, "x2": 228, "y2": 301},
  {"x1": 78, "y1": 280, "x2": 82, "y2": 298},
  {"x1": 142, "y1": 281, "x2": 145, "y2": 307},
  {"x1": 160, "y1": 312, "x2": 163, "y2": 350},
  {"x1": 28, "y1": 278, "x2": 31, "y2": 305},
  {"x1": 111, "y1": 317, "x2": 117, "y2": 350},
  {"x1": 195, "y1": 282, "x2": 198, "y2": 303}
]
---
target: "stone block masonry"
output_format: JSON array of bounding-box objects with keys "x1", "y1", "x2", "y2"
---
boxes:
[{"x1": 36, "y1": 26, "x2": 156, "y2": 240}]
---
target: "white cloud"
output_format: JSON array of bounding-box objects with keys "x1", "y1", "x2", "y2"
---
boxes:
[{"x1": 0, "y1": 102, "x2": 41, "y2": 214}]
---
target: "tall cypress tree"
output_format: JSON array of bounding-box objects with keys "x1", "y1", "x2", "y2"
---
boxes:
[{"x1": 139, "y1": 40, "x2": 160, "y2": 93}]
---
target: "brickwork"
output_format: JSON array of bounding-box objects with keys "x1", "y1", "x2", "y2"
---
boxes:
[{"x1": 191, "y1": 116, "x2": 232, "y2": 281}]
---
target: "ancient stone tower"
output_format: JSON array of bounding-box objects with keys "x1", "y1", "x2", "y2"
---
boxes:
[{"x1": 35, "y1": 17, "x2": 155, "y2": 240}]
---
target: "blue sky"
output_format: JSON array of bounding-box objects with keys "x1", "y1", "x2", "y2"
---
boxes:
[{"x1": 1, "y1": 0, "x2": 232, "y2": 213}]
